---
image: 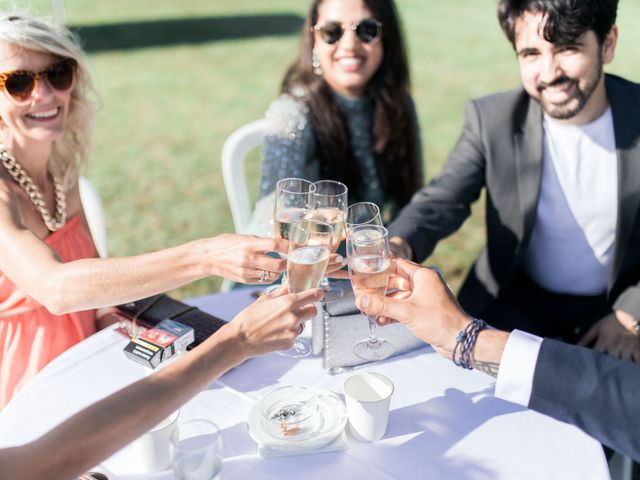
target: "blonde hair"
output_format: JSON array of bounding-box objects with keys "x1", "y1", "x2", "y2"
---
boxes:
[{"x1": 0, "y1": 11, "x2": 100, "y2": 183}]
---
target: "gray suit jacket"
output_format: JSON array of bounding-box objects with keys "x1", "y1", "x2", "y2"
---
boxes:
[
  {"x1": 531, "y1": 339, "x2": 640, "y2": 461},
  {"x1": 390, "y1": 74, "x2": 640, "y2": 318}
]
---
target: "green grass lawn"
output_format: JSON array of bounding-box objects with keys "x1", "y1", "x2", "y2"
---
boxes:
[{"x1": 26, "y1": 0, "x2": 640, "y2": 299}]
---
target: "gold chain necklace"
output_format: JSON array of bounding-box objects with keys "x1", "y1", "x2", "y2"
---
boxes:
[{"x1": 0, "y1": 143, "x2": 66, "y2": 232}]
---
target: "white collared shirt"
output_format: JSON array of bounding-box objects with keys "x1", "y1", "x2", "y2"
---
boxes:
[{"x1": 495, "y1": 330, "x2": 544, "y2": 406}]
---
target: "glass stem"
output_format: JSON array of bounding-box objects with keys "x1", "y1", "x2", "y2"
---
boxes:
[{"x1": 367, "y1": 315, "x2": 380, "y2": 347}]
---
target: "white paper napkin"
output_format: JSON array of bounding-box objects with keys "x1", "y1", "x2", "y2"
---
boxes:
[{"x1": 257, "y1": 430, "x2": 348, "y2": 458}]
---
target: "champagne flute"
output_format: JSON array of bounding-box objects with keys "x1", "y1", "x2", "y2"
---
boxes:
[
  {"x1": 270, "y1": 178, "x2": 315, "y2": 292},
  {"x1": 278, "y1": 219, "x2": 333, "y2": 357},
  {"x1": 274, "y1": 178, "x2": 315, "y2": 242},
  {"x1": 311, "y1": 180, "x2": 348, "y2": 302},
  {"x1": 346, "y1": 202, "x2": 383, "y2": 229},
  {"x1": 347, "y1": 225, "x2": 394, "y2": 361}
]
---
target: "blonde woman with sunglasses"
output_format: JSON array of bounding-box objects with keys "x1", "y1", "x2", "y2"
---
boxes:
[
  {"x1": 256, "y1": 0, "x2": 423, "y2": 226},
  {"x1": 0, "y1": 12, "x2": 288, "y2": 409}
]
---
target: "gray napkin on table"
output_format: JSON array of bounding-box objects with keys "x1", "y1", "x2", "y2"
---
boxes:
[{"x1": 311, "y1": 281, "x2": 425, "y2": 374}]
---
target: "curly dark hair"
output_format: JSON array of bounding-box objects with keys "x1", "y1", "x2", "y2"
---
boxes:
[
  {"x1": 498, "y1": 0, "x2": 618, "y2": 47},
  {"x1": 281, "y1": 0, "x2": 421, "y2": 208}
]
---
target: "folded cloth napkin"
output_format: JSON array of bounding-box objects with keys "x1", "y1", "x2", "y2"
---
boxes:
[
  {"x1": 311, "y1": 281, "x2": 425, "y2": 373},
  {"x1": 257, "y1": 431, "x2": 348, "y2": 458}
]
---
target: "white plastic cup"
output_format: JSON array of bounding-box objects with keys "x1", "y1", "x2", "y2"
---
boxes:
[
  {"x1": 343, "y1": 372, "x2": 394, "y2": 442},
  {"x1": 104, "y1": 410, "x2": 179, "y2": 474}
]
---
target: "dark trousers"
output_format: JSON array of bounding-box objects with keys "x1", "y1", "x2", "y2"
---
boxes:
[{"x1": 479, "y1": 268, "x2": 611, "y2": 345}]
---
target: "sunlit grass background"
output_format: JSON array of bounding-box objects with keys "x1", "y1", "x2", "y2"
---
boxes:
[{"x1": 21, "y1": 0, "x2": 640, "y2": 299}]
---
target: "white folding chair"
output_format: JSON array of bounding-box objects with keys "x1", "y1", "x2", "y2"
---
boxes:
[
  {"x1": 219, "y1": 119, "x2": 267, "y2": 292},
  {"x1": 79, "y1": 176, "x2": 108, "y2": 258},
  {"x1": 221, "y1": 119, "x2": 267, "y2": 234}
]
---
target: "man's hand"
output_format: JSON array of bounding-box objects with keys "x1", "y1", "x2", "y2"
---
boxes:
[
  {"x1": 207, "y1": 234, "x2": 288, "y2": 284},
  {"x1": 578, "y1": 310, "x2": 640, "y2": 362},
  {"x1": 355, "y1": 259, "x2": 470, "y2": 358}
]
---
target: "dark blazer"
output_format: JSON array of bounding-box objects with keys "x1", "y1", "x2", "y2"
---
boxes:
[
  {"x1": 531, "y1": 339, "x2": 640, "y2": 461},
  {"x1": 390, "y1": 74, "x2": 640, "y2": 318}
]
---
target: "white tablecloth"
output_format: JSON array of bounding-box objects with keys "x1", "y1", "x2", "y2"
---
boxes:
[{"x1": 0, "y1": 288, "x2": 610, "y2": 479}]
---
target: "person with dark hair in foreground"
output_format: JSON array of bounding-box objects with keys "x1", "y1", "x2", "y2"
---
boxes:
[
  {"x1": 388, "y1": 0, "x2": 640, "y2": 360},
  {"x1": 355, "y1": 259, "x2": 640, "y2": 462},
  {"x1": 0, "y1": 287, "x2": 323, "y2": 480}
]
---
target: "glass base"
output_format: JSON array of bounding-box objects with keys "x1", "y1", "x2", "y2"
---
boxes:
[
  {"x1": 276, "y1": 338, "x2": 312, "y2": 358},
  {"x1": 353, "y1": 338, "x2": 393, "y2": 361}
]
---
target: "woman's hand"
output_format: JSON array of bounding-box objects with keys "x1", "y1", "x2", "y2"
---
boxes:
[
  {"x1": 207, "y1": 234, "x2": 288, "y2": 284},
  {"x1": 227, "y1": 286, "x2": 323, "y2": 356}
]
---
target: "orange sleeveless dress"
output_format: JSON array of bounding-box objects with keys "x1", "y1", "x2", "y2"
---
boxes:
[{"x1": 0, "y1": 215, "x2": 97, "y2": 409}]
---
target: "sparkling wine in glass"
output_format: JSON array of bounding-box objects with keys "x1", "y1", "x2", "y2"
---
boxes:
[
  {"x1": 346, "y1": 201, "x2": 383, "y2": 229},
  {"x1": 274, "y1": 207, "x2": 310, "y2": 241},
  {"x1": 347, "y1": 225, "x2": 394, "y2": 361},
  {"x1": 311, "y1": 180, "x2": 348, "y2": 302},
  {"x1": 274, "y1": 178, "x2": 315, "y2": 241},
  {"x1": 269, "y1": 178, "x2": 315, "y2": 292},
  {"x1": 278, "y1": 219, "x2": 333, "y2": 358}
]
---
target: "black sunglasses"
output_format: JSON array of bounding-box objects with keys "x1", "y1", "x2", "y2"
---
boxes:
[
  {"x1": 0, "y1": 58, "x2": 76, "y2": 103},
  {"x1": 313, "y1": 18, "x2": 383, "y2": 45}
]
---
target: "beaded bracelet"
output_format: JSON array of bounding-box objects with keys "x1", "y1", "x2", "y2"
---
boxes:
[{"x1": 452, "y1": 318, "x2": 488, "y2": 370}]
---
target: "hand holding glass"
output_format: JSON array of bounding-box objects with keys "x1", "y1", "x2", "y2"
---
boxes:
[{"x1": 347, "y1": 225, "x2": 394, "y2": 361}]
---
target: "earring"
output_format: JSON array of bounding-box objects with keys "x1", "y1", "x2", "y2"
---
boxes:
[{"x1": 312, "y1": 48, "x2": 322, "y2": 76}]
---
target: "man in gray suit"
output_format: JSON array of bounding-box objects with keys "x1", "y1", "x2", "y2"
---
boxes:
[{"x1": 389, "y1": 0, "x2": 640, "y2": 359}]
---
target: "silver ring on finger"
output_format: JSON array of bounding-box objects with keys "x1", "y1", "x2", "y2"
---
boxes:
[{"x1": 260, "y1": 270, "x2": 270, "y2": 282}]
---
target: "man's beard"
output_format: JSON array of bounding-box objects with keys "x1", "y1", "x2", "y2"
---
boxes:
[{"x1": 537, "y1": 57, "x2": 603, "y2": 120}]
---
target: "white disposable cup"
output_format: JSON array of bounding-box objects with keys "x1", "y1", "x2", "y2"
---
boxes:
[
  {"x1": 104, "y1": 410, "x2": 179, "y2": 474},
  {"x1": 343, "y1": 372, "x2": 394, "y2": 442}
]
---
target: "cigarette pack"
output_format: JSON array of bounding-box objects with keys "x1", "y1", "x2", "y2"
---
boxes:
[{"x1": 123, "y1": 318, "x2": 194, "y2": 369}]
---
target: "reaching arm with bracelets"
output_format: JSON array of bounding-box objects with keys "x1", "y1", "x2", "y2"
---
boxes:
[{"x1": 355, "y1": 259, "x2": 640, "y2": 462}]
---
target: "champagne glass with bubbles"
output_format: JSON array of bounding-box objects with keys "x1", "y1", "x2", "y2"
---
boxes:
[
  {"x1": 278, "y1": 218, "x2": 333, "y2": 357},
  {"x1": 271, "y1": 178, "x2": 315, "y2": 290},
  {"x1": 311, "y1": 180, "x2": 348, "y2": 302},
  {"x1": 347, "y1": 225, "x2": 394, "y2": 361},
  {"x1": 274, "y1": 178, "x2": 315, "y2": 242}
]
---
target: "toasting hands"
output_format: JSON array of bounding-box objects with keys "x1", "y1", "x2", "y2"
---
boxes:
[{"x1": 354, "y1": 259, "x2": 470, "y2": 358}]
